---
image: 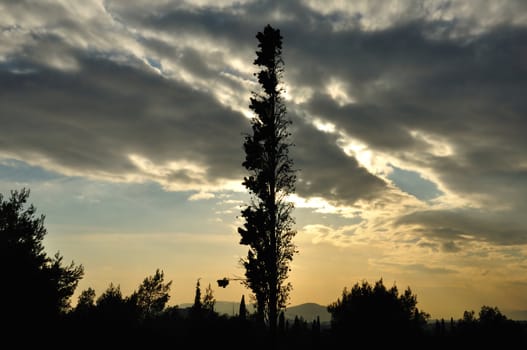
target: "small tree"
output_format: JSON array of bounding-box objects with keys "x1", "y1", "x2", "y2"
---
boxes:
[
  {"x1": 131, "y1": 268, "x2": 172, "y2": 318},
  {"x1": 478, "y1": 305, "x2": 508, "y2": 325},
  {"x1": 192, "y1": 278, "x2": 202, "y2": 312},
  {"x1": 76, "y1": 287, "x2": 96, "y2": 312},
  {"x1": 202, "y1": 283, "x2": 216, "y2": 313},
  {"x1": 238, "y1": 24, "x2": 296, "y2": 339},
  {"x1": 70, "y1": 287, "x2": 97, "y2": 325},
  {"x1": 96, "y1": 283, "x2": 124, "y2": 310},
  {"x1": 239, "y1": 294, "x2": 247, "y2": 320},
  {"x1": 96, "y1": 282, "x2": 139, "y2": 327}
]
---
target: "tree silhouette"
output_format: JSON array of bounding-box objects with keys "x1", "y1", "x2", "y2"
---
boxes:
[
  {"x1": 455, "y1": 305, "x2": 523, "y2": 345},
  {"x1": 95, "y1": 282, "x2": 139, "y2": 335},
  {"x1": 202, "y1": 283, "x2": 216, "y2": 313},
  {"x1": 478, "y1": 305, "x2": 508, "y2": 325},
  {"x1": 76, "y1": 287, "x2": 96, "y2": 312},
  {"x1": 69, "y1": 286, "x2": 97, "y2": 328},
  {"x1": 239, "y1": 294, "x2": 247, "y2": 320},
  {"x1": 238, "y1": 24, "x2": 296, "y2": 340},
  {"x1": 278, "y1": 310, "x2": 285, "y2": 336},
  {"x1": 0, "y1": 188, "x2": 84, "y2": 331},
  {"x1": 96, "y1": 283, "x2": 125, "y2": 312},
  {"x1": 193, "y1": 278, "x2": 202, "y2": 313},
  {"x1": 327, "y1": 278, "x2": 430, "y2": 338},
  {"x1": 131, "y1": 268, "x2": 172, "y2": 318}
]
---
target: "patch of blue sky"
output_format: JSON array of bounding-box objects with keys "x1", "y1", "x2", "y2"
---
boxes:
[
  {"x1": 0, "y1": 158, "x2": 64, "y2": 182},
  {"x1": 0, "y1": 159, "x2": 233, "y2": 236},
  {"x1": 388, "y1": 165, "x2": 443, "y2": 202},
  {"x1": 145, "y1": 56, "x2": 162, "y2": 71},
  {"x1": 43, "y1": 181, "x2": 233, "y2": 236}
]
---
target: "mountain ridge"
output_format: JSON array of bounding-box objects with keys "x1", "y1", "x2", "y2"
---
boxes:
[{"x1": 178, "y1": 301, "x2": 331, "y2": 323}]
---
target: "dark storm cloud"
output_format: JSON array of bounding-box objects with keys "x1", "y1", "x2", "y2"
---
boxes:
[
  {"x1": 296, "y1": 23, "x2": 527, "y2": 147},
  {"x1": 2, "y1": 0, "x2": 527, "y2": 232},
  {"x1": 291, "y1": 114, "x2": 388, "y2": 205},
  {"x1": 290, "y1": 22, "x2": 527, "y2": 208},
  {"x1": 0, "y1": 34, "x2": 387, "y2": 205},
  {"x1": 107, "y1": 0, "x2": 313, "y2": 42},
  {"x1": 113, "y1": 0, "x2": 527, "y2": 207},
  {"x1": 0, "y1": 45, "x2": 248, "y2": 183},
  {"x1": 1, "y1": 0, "x2": 395, "y2": 205},
  {"x1": 306, "y1": 93, "x2": 420, "y2": 151},
  {"x1": 396, "y1": 209, "x2": 527, "y2": 246}
]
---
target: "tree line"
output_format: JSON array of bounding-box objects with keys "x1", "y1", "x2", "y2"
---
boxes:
[{"x1": 1, "y1": 188, "x2": 525, "y2": 348}]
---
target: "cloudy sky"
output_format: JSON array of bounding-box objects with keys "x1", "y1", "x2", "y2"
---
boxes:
[{"x1": 1, "y1": 0, "x2": 527, "y2": 320}]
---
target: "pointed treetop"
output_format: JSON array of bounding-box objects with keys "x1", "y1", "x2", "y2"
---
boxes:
[{"x1": 254, "y1": 24, "x2": 283, "y2": 67}]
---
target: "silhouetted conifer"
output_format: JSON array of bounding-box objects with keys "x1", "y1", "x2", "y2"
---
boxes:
[
  {"x1": 238, "y1": 24, "x2": 296, "y2": 341},
  {"x1": 193, "y1": 278, "x2": 202, "y2": 312},
  {"x1": 278, "y1": 310, "x2": 285, "y2": 335},
  {"x1": 239, "y1": 294, "x2": 247, "y2": 320}
]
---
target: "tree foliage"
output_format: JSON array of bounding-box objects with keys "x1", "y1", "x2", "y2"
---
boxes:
[
  {"x1": 327, "y1": 278, "x2": 430, "y2": 337},
  {"x1": 0, "y1": 188, "x2": 84, "y2": 328},
  {"x1": 238, "y1": 24, "x2": 296, "y2": 335},
  {"x1": 455, "y1": 305, "x2": 522, "y2": 343},
  {"x1": 96, "y1": 283, "x2": 125, "y2": 310},
  {"x1": 239, "y1": 294, "x2": 247, "y2": 320},
  {"x1": 95, "y1": 282, "x2": 140, "y2": 327},
  {"x1": 193, "y1": 278, "x2": 202, "y2": 312},
  {"x1": 202, "y1": 283, "x2": 216, "y2": 312},
  {"x1": 131, "y1": 268, "x2": 172, "y2": 318},
  {"x1": 77, "y1": 287, "x2": 96, "y2": 309}
]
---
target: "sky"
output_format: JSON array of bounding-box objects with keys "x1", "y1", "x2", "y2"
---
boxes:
[{"x1": 1, "y1": 0, "x2": 527, "y2": 320}]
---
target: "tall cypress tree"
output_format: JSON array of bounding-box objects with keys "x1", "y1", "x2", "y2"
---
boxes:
[
  {"x1": 238, "y1": 24, "x2": 296, "y2": 339},
  {"x1": 239, "y1": 294, "x2": 247, "y2": 320},
  {"x1": 192, "y1": 278, "x2": 202, "y2": 312}
]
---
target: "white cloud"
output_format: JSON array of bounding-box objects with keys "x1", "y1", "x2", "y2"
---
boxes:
[{"x1": 188, "y1": 192, "x2": 215, "y2": 200}]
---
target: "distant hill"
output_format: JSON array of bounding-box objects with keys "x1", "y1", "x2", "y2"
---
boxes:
[
  {"x1": 178, "y1": 301, "x2": 252, "y2": 317},
  {"x1": 178, "y1": 301, "x2": 331, "y2": 324},
  {"x1": 285, "y1": 302, "x2": 331, "y2": 324},
  {"x1": 507, "y1": 309, "x2": 527, "y2": 321}
]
